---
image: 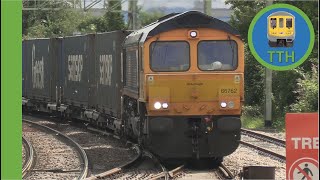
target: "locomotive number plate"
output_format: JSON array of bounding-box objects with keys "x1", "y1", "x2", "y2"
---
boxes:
[{"x1": 220, "y1": 88, "x2": 238, "y2": 94}]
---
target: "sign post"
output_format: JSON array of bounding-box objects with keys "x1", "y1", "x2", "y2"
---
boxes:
[{"x1": 286, "y1": 113, "x2": 319, "y2": 180}]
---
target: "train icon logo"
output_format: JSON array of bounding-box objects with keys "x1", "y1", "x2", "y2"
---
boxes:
[
  {"x1": 288, "y1": 158, "x2": 319, "y2": 180},
  {"x1": 267, "y1": 11, "x2": 295, "y2": 47},
  {"x1": 248, "y1": 4, "x2": 314, "y2": 70}
]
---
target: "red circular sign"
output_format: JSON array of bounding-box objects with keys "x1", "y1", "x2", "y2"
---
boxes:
[{"x1": 288, "y1": 157, "x2": 319, "y2": 180}]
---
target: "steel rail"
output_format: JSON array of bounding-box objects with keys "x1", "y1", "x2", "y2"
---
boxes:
[
  {"x1": 239, "y1": 140, "x2": 286, "y2": 161},
  {"x1": 218, "y1": 164, "x2": 235, "y2": 179},
  {"x1": 22, "y1": 136, "x2": 35, "y2": 179},
  {"x1": 22, "y1": 119, "x2": 89, "y2": 180},
  {"x1": 241, "y1": 128, "x2": 286, "y2": 147},
  {"x1": 151, "y1": 164, "x2": 184, "y2": 180},
  {"x1": 84, "y1": 144, "x2": 142, "y2": 180}
]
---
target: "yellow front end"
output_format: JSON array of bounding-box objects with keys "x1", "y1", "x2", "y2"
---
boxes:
[
  {"x1": 140, "y1": 26, "x2": 244, "y2": 159},
  {"x1": 146, "y1": 73, "x2": 243, "y2": 116},
  {"x1": 140, "y1": 28, "x2": 244, "y2": 117},
  {"x1": 268, "y1": 15, "x2": 295, "y2": 37}
]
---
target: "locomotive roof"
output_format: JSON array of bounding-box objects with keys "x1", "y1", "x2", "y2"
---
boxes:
[
  {"x1": 268, "y1": 11, "x2": 294, "y2": 17},
  {"x1": 124, "y1": 10, "x2": 241, "y2": 46}
]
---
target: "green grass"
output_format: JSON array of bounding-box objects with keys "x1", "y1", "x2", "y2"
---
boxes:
[
  {"x1": 241, "y1": 115, "x2": 286, "y2": 131},
  {"x1": 241, "y1": 115, "x2": 265, "y2": 129}
]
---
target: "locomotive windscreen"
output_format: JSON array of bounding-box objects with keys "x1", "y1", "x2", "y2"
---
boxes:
[
  {"x1": 198, "y1": 41, "x2": 238, "y2": 71},
  {"x1": 286, "y1": 18, "x2": 293, "y2": 28},
  {"x1": 150, "y1": 41, "x2": 190, "y2": 72}
]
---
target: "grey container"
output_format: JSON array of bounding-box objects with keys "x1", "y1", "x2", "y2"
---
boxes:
[
  {"x1": 23, "y1": 38, "x2": 60, "y2": 103},
  {"x1": 242, "y1": 166, "x2": 276, "y2": 179},
  {"x1": 61, "y1": 34, "x2": 95, "y2": 108},
  {"x1": 94, "y1": 31, "x2": 128, "y2": 118}
]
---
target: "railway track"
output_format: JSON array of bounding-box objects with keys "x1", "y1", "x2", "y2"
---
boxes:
[
  {"x1": 22, "y1": 136, "x2": 35, "y2": 178},
  {"x1": 23, "y1": 114, "x2": 236, "y2": 180},
  {"x1": 84, "y1": 147, "x2": 170, "y2": 180},
  {"x1": 84, "y1": 125, "x2": 234, "y2": 180},
  {"x1": 240, "y1": 128, "x2": 286, "y2": 162},
  {"x1": 218, "y1": 164, "x2": 235, "y2": 179},
  {"x1": 84, "y1": 144, "x2": 142, "y2": 180},
  {"x1": 241, "y1": 128, "x2": 285, "y2": 147},
  {"x1": 22, "y1": 119, "x2": 89, "y2": 180},
  {"x1": 153, "y1": 163, "x2": 234, "y2": 180}
]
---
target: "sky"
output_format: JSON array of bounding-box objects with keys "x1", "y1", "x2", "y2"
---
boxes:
[
  {"x1": 135, "y1": 0, "x2": 230, "y2": 9},
  {"x1": 84, "y1": 0, "x2": 230, "y2": 10}
]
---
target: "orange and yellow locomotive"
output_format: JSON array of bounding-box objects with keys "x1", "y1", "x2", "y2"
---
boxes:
[{"x1": 122, "y1": 11, "x2": 244, "y2": 160}]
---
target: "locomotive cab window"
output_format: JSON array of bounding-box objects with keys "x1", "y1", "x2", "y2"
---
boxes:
[
  {"x1": 198, "y1": 41, "x2": 238, "y2": 71},
  {"x1": 270, "y1": 18, "x2": 277, "y2": 29},
  {"x1": 279, "y1": 18, "x2": 284, "y2": 28},
  {"x1": 286, "y1": 18, "x2": 293, "y2": 28},
  {"x1": 150, "y1": 41, "x2": 190, "y2": 72}
]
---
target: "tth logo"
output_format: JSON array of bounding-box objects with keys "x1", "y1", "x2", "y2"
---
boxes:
[
  {"x1": 32, "y1": 45, "x2": 44, "y2": 89},
  {"x1": 99, "y1": 54, "x2": 112, "y2": 86},
  {"x1": 68, "y1": 55, "x2": 83, "y2": 82}
]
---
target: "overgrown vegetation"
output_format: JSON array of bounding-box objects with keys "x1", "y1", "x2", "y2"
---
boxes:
[
  {"x1": 23, "y1": 0, "x2": 164, "y2": 37},
  {"x1": 138, "y1": 11, "x2": 165, "y2": 27},
  {"x1": 23, "y1": 0, "x2": 127, "y2": 37},
  {"x1": 23, "y1": 0, "x2": 85, "y2": 38},
  {"x1": 226, "y1": 0, "x2": 319, "y2": 130}
]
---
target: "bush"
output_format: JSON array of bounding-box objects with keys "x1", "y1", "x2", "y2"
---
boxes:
[
  {"x1": 290, "y1": 62, "x2": 319, "y2": 112},
  {"x1": 272, "y1": 117, "x2": 285, "y2": 131},
  {"x1": 242, "y1": 105, "x2": 263, "y2": 117}
]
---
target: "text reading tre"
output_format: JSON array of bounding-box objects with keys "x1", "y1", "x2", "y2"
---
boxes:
[{"x1": 291, "y1": 137, "x2": 319, "y2": 149}]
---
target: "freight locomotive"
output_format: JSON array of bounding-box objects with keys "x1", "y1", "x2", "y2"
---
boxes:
[{"x1": 22, "y1": 11, "x2": 244, "y2": 161}]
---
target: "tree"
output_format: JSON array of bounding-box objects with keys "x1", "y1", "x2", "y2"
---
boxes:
[
  {"x1": 290, "y1": 60, "x2": 318, "y2": 112},
  {"x1": 138, "y1": 11, "x2": 165, "y2": 27},
  {"x1": 226, "y1": 0, "x2": 267, "y2": 42},
  {"x1": 23, "y1": 0, "x2": 85, "y2": 38},
  {"x1": 226, "y1": 0, "x2": 267, "y2": 110},
  {"x1": 243, "y1": 43, "x2": 265, "y2": 106},
  {"x1": 101, "y1": 0, "x2": 125, "y2": 32},
  {"x1": 77, "y1": 16, "x2": 105, "y2": 33}
]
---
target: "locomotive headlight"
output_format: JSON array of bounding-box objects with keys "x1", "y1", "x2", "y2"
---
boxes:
[
  {"x1": 228, "y1": 101, "x2": 235, "y2": 108},
  {"x1": 162, "y1": 103, "x2": 169, "y2": 109},
  {"x1": 190, "y1": 31, "x2": 197, "y2": 38},
  {"x1": 154, "y1": 102, "x2": 162, "y2": 110},
  {"x1": 220, "y1": 102, "x2": 227, "y2": 108}
]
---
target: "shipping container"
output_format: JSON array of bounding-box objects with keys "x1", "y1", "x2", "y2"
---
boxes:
[
  {"x1": 61, "y1": 34, "x2": 95, "y2": 108},
  {"x1": 23, "y1": 38, "x2": 59, "y2": 103},
  {"x1": 94, "y1": 31, "x2": 128, "y2": 118}
]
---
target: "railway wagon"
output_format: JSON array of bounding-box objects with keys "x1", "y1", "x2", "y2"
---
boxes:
[
  {"x1": 59, "y1": 31, "x2": 129, "y2": 129},
  {"x1": 268, "y1": 11, "x2": 295, "y2": 47},
  {"x1": 23, "y1": 11, "x2": 244, "y2": 162},
  {"x1": 22, "y1": 38, "x2": 61, "y2": 112},
  {"x1": 92, "y1": 32, "x2": 129, "y2": 129}
]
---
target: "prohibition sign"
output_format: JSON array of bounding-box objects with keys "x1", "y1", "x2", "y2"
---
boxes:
[{"x1": 288, "y1": 158, "x2": 319, "y2": 180}]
